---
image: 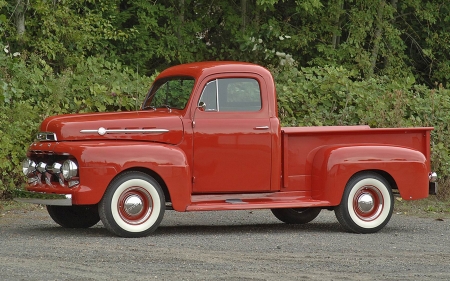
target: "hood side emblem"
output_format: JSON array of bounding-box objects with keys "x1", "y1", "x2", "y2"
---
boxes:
[{"x1": 98, "y1": 127, "x2": 107, "y2": 135}]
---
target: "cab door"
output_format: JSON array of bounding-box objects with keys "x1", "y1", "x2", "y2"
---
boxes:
[{"x1": 192, "y1": 76, "x2": 272, "y2": 193}]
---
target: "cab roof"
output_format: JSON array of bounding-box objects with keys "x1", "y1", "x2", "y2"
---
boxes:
[{"x1": 157, "y1": 61, "x2": 272, "y2": 80}]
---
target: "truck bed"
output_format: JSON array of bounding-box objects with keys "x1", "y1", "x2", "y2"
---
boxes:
[{"x1": 281, "y1": 125, "x2": 433, "y2": 201}]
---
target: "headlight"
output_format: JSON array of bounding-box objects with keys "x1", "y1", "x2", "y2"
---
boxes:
[
  {"x1": 36, "y1": 162, "x2": 47, "y2": 173},
  {"x1": 22, "y1": 159, "x2": 36, "y2": 175},
  {"x1": 50, "y1": 162, "x2": 62, "y2": 174},
  {"x1": 62, "y1": 160, "x2": 78, "y2": 180}
]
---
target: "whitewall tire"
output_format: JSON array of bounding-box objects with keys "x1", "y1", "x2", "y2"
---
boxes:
[
  {"x1": 334, "y1": 172, "x2": 393, "y2": 233},
  {"x1": 99, "y1": 171, "x2": 165, "y2": 237}
]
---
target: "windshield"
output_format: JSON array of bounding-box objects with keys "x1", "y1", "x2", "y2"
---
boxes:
[{"x1": 142, "y1": 77, "x2": 195, "y2": 110}]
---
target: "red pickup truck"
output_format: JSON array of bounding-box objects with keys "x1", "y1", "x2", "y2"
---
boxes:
[{"x1": 16, "y1": 61, "x2": 437, "y2": 237}]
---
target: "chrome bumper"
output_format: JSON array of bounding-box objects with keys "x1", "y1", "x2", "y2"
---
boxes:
[{"x1": 13, "y1": 190, "x2": 72, "y2": 206}]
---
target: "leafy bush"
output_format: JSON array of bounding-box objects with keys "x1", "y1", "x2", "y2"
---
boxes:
[{"x1": 0, "y1": 50, "x2": 155, "y2": 198}]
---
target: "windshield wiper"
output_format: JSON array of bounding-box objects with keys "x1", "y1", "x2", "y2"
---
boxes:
[
  {"x1": 161, "y1": 104, "x2": 172, "y2": 112},
  {"x1": 142, "y1": 105, "x2": 156, "y2": 110}
]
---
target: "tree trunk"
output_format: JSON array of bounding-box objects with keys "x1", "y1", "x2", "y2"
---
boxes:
[
  {"x1": 369, "y1": 1, "x2": 385, "y2": 76},
  {"x1": 241, "y1": 0, "x2": 247, "y2": 33},
  {"x1": 384, "y1": 0, "x2": 398, "y2": 69},
  {"x1": 178, "y1": 0, "x2": 185, "y2": 44},
  {"x1": 332, "y1": 0, "x2": 344, "y2": 49},
  {"x1": 15, "y1": 0, "x2": 27, "y2": 35}
]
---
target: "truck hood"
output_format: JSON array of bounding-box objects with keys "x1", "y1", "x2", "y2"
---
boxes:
[{"x1": 40, "y1": 111, "x2": 184, "y2": 145}]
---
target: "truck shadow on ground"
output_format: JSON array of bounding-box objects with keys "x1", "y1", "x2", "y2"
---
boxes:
[
  {"x1": 154, "y1": 221, "x2": 345, "y2": 235},
  {"x1": 21, "y1": 220, "x2": 404, "y2": 238}
]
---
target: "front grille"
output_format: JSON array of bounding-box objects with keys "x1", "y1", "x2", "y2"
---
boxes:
[{"x1": 26, "y1": 152, "x2": 78, "y2": 188}]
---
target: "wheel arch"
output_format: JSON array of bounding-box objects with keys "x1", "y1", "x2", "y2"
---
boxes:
[
  {"x1": 323, "y1": 169, "x2": 397, "y2": 206},
  {"x1": 72, "y1": 142, "x2": 192, "y2": 210},
  {"x1": 112, "y1": 167, "x2": 172, "y2": 204},
  {"x1": 101, "y1": 164, "x2": 191, "y2": 211},
  {"x1": 369, "y1": 169, "x2": 397, "y2": 191},
  {"x1": 341, "y1": 169, "x2": 396, "y2": 201},
  {"x1": 311, "y1": 145, "x2": 427, "y2": 205}
]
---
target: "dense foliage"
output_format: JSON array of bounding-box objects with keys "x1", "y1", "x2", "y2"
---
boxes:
[{"x1": 1, "y1": 0, "x2": 450, "y2": 198}]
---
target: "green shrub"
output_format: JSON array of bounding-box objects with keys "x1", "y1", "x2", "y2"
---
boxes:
[
  {"x1": 0, "y1": 102, "x2": 38, "y2": 194},
  {"x1": 0, "y1": 51, "x2": 155, "y2": 198}
]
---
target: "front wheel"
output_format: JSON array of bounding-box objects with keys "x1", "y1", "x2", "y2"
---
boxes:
[
  {"x1": 334, "y1": 172, "x2": 393, "y2": 234},
  {"x1": 271, "y1": 208, "x2": 321, "y2": 224},
  {"x1": 99, "y1": 171, "x2": 165, "y2": 238},
  {"x1": 47, "y1": 205, "x2": 100, "y2": 228}
]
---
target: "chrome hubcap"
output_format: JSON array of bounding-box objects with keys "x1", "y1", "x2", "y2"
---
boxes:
[
  {"x1": 124, "y1": 195, "x2": 144, "y2": 216},
  {"x1": 357, "y1": 192, "x2": 374, "y2": 213}
]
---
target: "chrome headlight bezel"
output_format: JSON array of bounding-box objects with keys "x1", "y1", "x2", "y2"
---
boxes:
[
  {"x1": 22, "y1": 159, "x2": 36, "y2": 176},
  {"x1": 36, "y1": 162, "x2": 47, "y2": 173},
  {"x1": 61, "y1": 160, "x2": 78, "y2": 180},
  {"x1": 50, "y1": 162, "x2": 62, "y2": 174}
]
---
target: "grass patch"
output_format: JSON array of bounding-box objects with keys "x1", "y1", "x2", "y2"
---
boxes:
[
  {"x1": 0, "y1": 200, "x2": 41, "y2": 213},
  {"x1": 394, "y1": 196, "x2": 450, "y2": 219}
]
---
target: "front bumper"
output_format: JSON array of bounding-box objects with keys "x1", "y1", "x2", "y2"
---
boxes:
[{"x1": 13, "y1": 190, "x2": 72, "y2": 206}]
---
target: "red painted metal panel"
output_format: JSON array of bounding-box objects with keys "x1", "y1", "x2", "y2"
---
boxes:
[{"x1": 282, "y1": 126, "x2": 433, "y2": 203}]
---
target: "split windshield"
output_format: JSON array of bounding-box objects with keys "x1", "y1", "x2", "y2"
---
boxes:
[{"x1": 142, "y1": 77, "x2": 195, "y2": 110}]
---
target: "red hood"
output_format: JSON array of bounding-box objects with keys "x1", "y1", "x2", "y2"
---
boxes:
[{"x1": 40, "y1": 111, "x2": 184, "y2": 145}]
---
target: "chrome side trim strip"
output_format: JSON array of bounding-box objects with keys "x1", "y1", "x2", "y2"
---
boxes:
[
  {"x1": 13, "y1": 190, "x2": 72, "y2": 206},
  {"x1": 80, "y1": 127, "x2": 169, "y2": 136},
  {"x1": 254, "y1": 126, "x2": 269, "y2": 130}
]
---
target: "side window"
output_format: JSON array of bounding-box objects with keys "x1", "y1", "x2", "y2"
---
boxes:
[
  {"x1": 198, "y1": 78, "x2": 262, "y2": 112},
  {"x1": 219, "y1": 78, "x2": 261, "y2": 112},
  {"x1": 199, "y1": 80, "x2": 218, "y2": 111}
]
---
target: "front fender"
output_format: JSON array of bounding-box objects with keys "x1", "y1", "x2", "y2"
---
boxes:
[
  {"x1": 311, "y1": 145, "x2": 428, "y2": 205},
  {"x1": 56, "y1": 141, "x2": 191, "y2": 209}
]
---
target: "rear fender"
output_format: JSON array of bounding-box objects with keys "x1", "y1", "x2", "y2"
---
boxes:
[
  {"x1": 64, "y1": 142, "x2": 191, "y2": 209},
  {"x1": 311, "y1": 145, "x2": 428, "y2": 205}
]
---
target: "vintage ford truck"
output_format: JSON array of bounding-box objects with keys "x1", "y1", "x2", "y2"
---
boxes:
[{"x1": 16, "y1": 61, "x2": 437, "y2": 237}]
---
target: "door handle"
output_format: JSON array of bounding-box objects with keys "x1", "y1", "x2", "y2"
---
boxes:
[{"x1": 254, "y1": 126, "x2": 269, "y2": 130}]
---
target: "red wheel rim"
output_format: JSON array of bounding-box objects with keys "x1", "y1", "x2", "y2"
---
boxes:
[
  {"x1": 117, "y1": 186, "x2": 153, "y2": 225},
  {"x1": 352, "y1": 185, "x2": 384, "y2": 221}
]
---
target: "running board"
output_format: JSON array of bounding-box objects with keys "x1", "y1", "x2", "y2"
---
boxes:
[{"x1": 186, "y1": 191, "x2": 332, "y2": 211}]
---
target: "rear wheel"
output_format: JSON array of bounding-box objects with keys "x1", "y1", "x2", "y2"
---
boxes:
[
  {"x1": 47, "y1": 205, "x2": 100, "y2": 228},
  {"x1": 99, "y1": 171, "x2": 165, "y2": 238},
  {"x1": 334, "y1": 172, "x2": 393, "y2": 233},
  {"x1": 271, "y1": 207, "x2": 321, "y2": 224}
]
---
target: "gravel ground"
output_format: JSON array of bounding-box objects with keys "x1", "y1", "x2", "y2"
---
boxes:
[{"x1": 1, "y1": 207, "x2": 450, "y2": 281}]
